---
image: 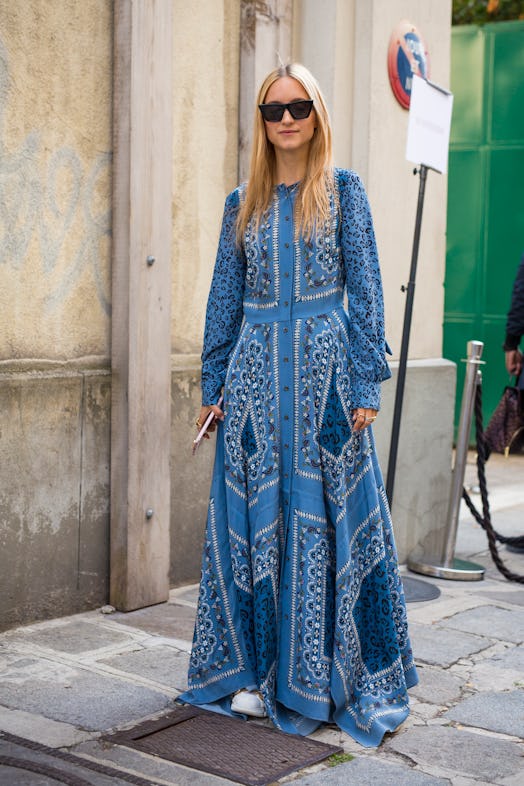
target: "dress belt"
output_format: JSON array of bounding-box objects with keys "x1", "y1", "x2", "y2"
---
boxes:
[{"x1": 243, "y1": 292, "x2": 345, "y2": 323}]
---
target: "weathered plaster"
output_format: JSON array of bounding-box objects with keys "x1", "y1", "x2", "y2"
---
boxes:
[
  {"x1": 0, "y1": 372, "x2": 110, "y2": 631},
  {"x1": 352, "y1": 0, "x2": 452, "y2": 361},
  {"x1": 171, "y1": 0, "x2": 241, "y2": 356},
  {"x1": 0, "y1": 0, "x2": 112, "y2": 361}
]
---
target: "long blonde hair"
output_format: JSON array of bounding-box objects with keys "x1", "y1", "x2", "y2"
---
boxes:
[{"x1": 237, "y1": 63, "x2": 334, "y2": 243}]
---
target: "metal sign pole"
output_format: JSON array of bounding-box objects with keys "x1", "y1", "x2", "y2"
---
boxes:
[{"x1": 386, "y1": 165, "x2": 428, "y2": 507}]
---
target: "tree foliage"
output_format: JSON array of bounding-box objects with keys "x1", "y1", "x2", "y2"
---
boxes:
[{"x1": 452, "y1": 0, "x2": 524, "y2": 24}]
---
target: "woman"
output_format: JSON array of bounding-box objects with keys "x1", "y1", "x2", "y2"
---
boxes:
[{"x1": 179, "y1": 63, "x2": 418, "y2": 747}]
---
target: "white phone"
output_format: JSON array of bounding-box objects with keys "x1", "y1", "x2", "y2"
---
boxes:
[{"x1": 192, "y1": 396, "x2": 224, "y2": 455}]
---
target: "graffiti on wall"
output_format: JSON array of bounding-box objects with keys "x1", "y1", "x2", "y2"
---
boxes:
[{"x1": 0, "y1": 39, "x2": 111, "y2": 316}]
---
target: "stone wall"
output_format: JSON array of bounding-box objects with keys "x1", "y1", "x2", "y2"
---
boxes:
[
  {"x1": 0, "y1": 0, "x2": 112, "y2": 630},
  {"x1": 0, "y1": 369, "x2": 111, "y2": 630}
]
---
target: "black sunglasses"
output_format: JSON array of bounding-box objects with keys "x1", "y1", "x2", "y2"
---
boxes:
[{"x1": 258, "y1": 99, "x2": 314, "y2": 123}]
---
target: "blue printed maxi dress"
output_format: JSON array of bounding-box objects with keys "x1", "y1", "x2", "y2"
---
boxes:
[{"x1": 178, "y1": 168, "x2": 418, "y2": 747}]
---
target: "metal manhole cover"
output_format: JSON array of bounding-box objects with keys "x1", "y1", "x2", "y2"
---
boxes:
[
  {"x1": 0, "y1": 731, "x2": 166, "y2": 786},
  {"x1": 403, "y1": 576, "x2": 441, "y2": 602},
  {"x1": 107, "y1": 705, "x2": 343, "y2": 786}
]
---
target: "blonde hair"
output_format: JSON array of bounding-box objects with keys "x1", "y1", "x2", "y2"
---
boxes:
[{"x1": 237, "y1": 63, "x2": 334, "y2": 244}]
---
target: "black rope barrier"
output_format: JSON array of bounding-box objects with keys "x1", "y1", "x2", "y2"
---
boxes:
[{"x1": 461, "y1": 381, "x2": 524, "y2": 584}]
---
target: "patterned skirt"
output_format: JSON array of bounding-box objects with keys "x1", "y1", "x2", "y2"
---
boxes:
[{"x1": 178, "y1": 309, "x2": 418, "y2": 747}]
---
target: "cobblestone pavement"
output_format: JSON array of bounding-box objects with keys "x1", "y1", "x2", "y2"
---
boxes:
[{"x1": 0, "y1": 453, "x2": 522, "y2": 785}]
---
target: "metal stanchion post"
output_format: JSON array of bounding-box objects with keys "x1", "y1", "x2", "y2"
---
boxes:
[{"x1": 408, "y1": 340, "x2": 486, "y2": 581}]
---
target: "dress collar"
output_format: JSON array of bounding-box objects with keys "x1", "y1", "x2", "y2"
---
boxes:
[{"x1": 275, "y1": 181, "x2": 300, "y2": 196}]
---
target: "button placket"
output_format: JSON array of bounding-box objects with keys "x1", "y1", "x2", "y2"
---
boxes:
[{"x1": 279, "y1": 195, "x2": 294, "y2": 525}]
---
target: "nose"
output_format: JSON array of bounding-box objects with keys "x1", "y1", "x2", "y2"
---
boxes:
[{"x1": 281, "y1": 107, "x2": 294, "y2": 123}]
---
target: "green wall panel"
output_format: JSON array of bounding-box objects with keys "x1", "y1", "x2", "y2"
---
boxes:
[
  {"x1": 485, "y1": 148, "x2": 524, "y2": 316},
  {"x1": 445, "y1": 21, "x2": 524, "y2": 433},
  {"x1": 445, "y1": 150, "x2": 483, "y2": 315},
  {"x1": 490, "y1": 26, "x2": 524, "y2": 143},
  {"x1": 449, "y1": 27, "x2": 484, "y2": 145}
]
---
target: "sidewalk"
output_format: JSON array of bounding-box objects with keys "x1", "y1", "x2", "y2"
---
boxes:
[{"x1": 0, "y1": 452, "x2": 522, "y2": 785}]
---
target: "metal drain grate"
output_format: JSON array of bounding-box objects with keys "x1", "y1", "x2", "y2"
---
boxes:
[
  {"x1": 0, "y1": 755, "x2": 93, "y2": 786},
  {"x1": 0, "y1": 731, "x2": 165, "y2": 786},
  {"x1": 108, "y1": 705, "x2": 343, "y2": 786}
]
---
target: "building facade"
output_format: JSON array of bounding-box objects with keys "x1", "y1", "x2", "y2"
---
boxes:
[{"x1": 0, "y1": 0, "x2": 453, "y2": 630}]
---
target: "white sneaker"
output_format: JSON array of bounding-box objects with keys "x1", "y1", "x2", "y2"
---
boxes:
[{"x1": 231, "y1": 690, "x2": 267, "y2": 717}]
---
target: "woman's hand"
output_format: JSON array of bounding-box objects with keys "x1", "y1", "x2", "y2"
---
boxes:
[
  {"x1": 195, "y1": 403, "x2": 224, "y2": 439},
  {"x1": 505, "y1": 349, "x2": 522, "y2": 378},
  {"x1": 352, "y1": 407, "x2": 378, "y2": 432}
]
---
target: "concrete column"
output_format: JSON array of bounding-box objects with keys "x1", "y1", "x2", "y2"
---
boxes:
[
  {"x1": 292, "y1": 0, "x2": 355, "y2": 168},
  {"x1": 111, "y1": 0, "x2": 173, "y2": 610},
  {"x1": 169, "y1": 0, "x2": 240, "y2": 586},
  {"x1": 239, "y1": 0, "x2": 294, "y2": 180}
]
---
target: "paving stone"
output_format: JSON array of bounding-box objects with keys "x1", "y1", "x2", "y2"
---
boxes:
[
  {"x1": 442, "y1": 606, "x2": 524, "y2": 644},
  {"x1": 469, "y1": 551, "x2": 524, "y2": 583},
  {"x1": 444, "y1": 779, "x2": 506, "y2": 786},
  {"x1": 0, "y1": 654, "x2": 81, "y2": 687},
  {"x1": 308, "y1": 726, "x2": 345, "y2": 750},
  {"x1": 470, "y1": 452, "x2": 524, "y2": 490},
  {"x1": 294, "y1": 756, "x2": 449, "y2": 785},
  {"x1": 468, "y1": 645, "x2": 524, "y2": 692},
  {"x1": 170, "y1": 586, "x2": 199, "y2": 606},
  {"x1": 101, "y1": 645, "x2": 189, "y2": 691},
  {"x1": 388, "y1": 725, "x2": 522, "y2": 781},
  {"x1": 409, "y1": 622, "x2": 491, "y2": 667},
  {"x1": 479, "y1": 590, "x2": 524, "y2": 607},
  {"x1": 0, "y1": 706, "x2": 94, "y2": 748},
  {"x1": 445, "y1": 689, "x2": 524, "y2": 737},
  {"x1": 499, "y1": 772, "x2": 524, "y2": 786},
  {"x1": 111, "y1": 602, "x2": 196, "y2": 641},
  {"x1": 411, "y1": 702, "x2": 442, "y2": 720},
  {"x1": 410, "y1": 665, "x2": 463, "y2": 705},
  {"x1": 0, "y1": 657, "x2": 170, "y2": 731},
  {"x1": 7, "y1": 620, "x2": 132, "y2": 654},
  {"x1": 455, "y1": 519, "x2": 494, "y2": 555},
  {"x1": 490, "y1": 644, "x2": 524, "y2": 670},
  {"x1": 311, "y1": 725, "x2": 361, "y2": 755},
  {"x1": 468, "y1": 661, "x2": 523, "y2": 693}
]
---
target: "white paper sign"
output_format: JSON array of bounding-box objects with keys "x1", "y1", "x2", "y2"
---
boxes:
[{"x1": 406, "y1": 74, "x2": 453, "y2": 174}]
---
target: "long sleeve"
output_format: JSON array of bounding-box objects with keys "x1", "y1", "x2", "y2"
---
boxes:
[
  {"x1": 504, "y1": 254, "x2": 524, "y2": 351},
  {"x1": 338, "y1": 169, "x2": 391, "y2": 410},
  {"x1": 201, "y1": 189, "x2": 246, "y2": 405}
]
